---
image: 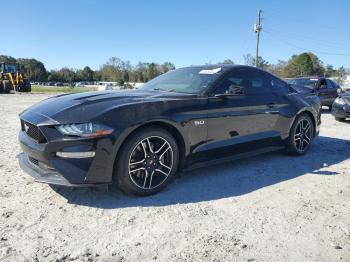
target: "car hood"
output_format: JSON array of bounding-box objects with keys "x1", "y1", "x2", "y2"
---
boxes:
[
  {"x1": 290, "y1": 84, "x2": 314, "y2": 94},
  {"x1": 19, "y1": 89, "x2": 196, "y2": 125},
  {"x1": 340, "y1": 91, "x2": 350, "y2": 99}
]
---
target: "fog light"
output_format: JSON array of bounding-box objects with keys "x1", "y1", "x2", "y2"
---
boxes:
[{"x1": 56, "y1": 151, "x2": 95, "y2": 158}]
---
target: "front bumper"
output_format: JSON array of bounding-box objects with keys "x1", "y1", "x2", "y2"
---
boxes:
[
  {"x1": 18, "y1": 152, "x2": 97, "y2": 187},
  {"x1": 331, "y1": 103, "x2": 350, "y2": 118},
  {"x1": 18, "y1": 129, "x2": 115, "y2": 187}
]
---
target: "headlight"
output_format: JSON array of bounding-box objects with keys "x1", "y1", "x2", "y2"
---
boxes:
[
  {"x1": 56, "y1": 122, "x2": 114, "y2": 137},
  {"x1": 334, "y1": 97, "x2": 346, "y2": 105}
]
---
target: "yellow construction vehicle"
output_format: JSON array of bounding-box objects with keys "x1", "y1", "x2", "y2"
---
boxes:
[{"x1": 0, "y1": 63, "x2": 31, "y2": 93}]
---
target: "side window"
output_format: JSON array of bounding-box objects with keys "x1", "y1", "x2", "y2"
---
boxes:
[
  {"x1": 271, "y1": 76, "x2": 289, "y2": 94},
  {"x1": 319, "y1": 79, "x2": 327, "y2": 88},
  {"x1": 214, "y1": 68, "x2": 272, "y2": 95},
  {"x1": 326, "y1": 79, "x2": 334, "y2": 88},
  {"x1": 331, "y1": 80, "x2": 340, "y2": 89}
]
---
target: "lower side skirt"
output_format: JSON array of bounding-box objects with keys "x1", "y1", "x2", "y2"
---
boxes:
[{"x1": 184, "y1": 146, "x2": 284, "y2": 172}]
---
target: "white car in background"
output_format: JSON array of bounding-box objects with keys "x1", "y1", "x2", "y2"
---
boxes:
[{"x1": 98, "y1": 84, "x2": 113, "y2": 91}]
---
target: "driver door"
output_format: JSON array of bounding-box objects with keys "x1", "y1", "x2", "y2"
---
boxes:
[
  {"x1": 317, "y1": 79, "x2": 333, "y2": 105},
  {"x1": 205, "y1": 68, "x2": 281, "y2": 158}
]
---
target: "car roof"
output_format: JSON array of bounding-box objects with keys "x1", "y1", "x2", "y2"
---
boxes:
[
  {"x1": 289, "y1": 76, "x2": 323, "y2": 80},
  {"x1": 182, "y1": 64, "x2": 247, "y2": 69},
  {"x1": 180, "y1": 64, "x2": 276, "y2": 74}
]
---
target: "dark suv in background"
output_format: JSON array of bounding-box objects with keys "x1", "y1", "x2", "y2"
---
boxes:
[{"x1": 287, "y1": 77, "x2": 341, "y2": 110}]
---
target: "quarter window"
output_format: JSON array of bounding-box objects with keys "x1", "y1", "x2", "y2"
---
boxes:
[{"x1": 271, "y1": 76, "x2": 289, "y2": 94}]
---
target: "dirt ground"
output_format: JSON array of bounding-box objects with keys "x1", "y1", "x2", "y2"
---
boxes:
[{"x1": 0, "y1": 93, "x2": 349, "y2": 262}]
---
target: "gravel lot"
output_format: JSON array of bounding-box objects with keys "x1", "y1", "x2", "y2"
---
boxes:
[{"x1": 0, "y1": 93, "x2": 349, "y2": 262}]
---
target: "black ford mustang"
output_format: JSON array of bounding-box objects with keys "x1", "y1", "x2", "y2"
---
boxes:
[{"x1": 18, "y1": 65, "x2": 321, "y2": 196}]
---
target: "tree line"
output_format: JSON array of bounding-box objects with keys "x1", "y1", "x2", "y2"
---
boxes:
[
  {"x1": 0, "y1": 55, "x2": 175, "y2": 84},
  {"x1": 243, "y1": 53, "x2": 348, "y2": 79},
  {"x1": 0, "y1": 53, "x2": 348, "y2": 84}
]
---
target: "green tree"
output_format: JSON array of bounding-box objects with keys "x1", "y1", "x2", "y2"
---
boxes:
[
  {"x1": 135, "y1": 62, "x2": 149, "y2": 82},
  {"x1": 59, "y1": 68, "x2": 76, "y2": 83},
  {"x1": 47, "y1": 70, "x2": 59, "y2": 82},
  {"x1": 76, "y1": 66, "x2": 94, "y2": 82},
  {"x1": 243, "y1": 54, "x2": 269, "y2": 69},
  {"x1": 308, "y1": 53, "x2": 325, "y2": 76},
  {"x1": 147, "y1": 63, "x2": 160, "y2": 80},
  {"x1": 123, "y1": 71, "x2": 130, "y2": 82},
  {"x1": 93, "y1": 70, "x2": 102, "y2": 81},
  {"x1": 336, "y1": 66, "x2": 347, "y2": 78},
  {"x1": 160, "y1": 62, "x2": 175, "y2": 73},
  {"x1": 17, "y1": 58, "x2": 47, "y2": 81},
  {"x1": 266, "y1": 60, "x2": 288, "y2": 78},
  {"x1": 100, "y1": 64, "x2": 119, "y2": 81},
  {"x1": 324, "y1": 65, "x2": 337, "y2": 77},
  {"x1": 48, "y1": 68, "x2": 76, "y2": 83},
  {"x1": 221, "y1": 59, "x2": 234, "y2": 64},
  {"x1": 82, "y1": 66, "x2": 94, "y2": 81},
  {"x1": 0, "y1": 55, "x2": 16, "y2": 63},
  {"x1": 284, "y1": 53, "x2": 325, "y2": 77}
]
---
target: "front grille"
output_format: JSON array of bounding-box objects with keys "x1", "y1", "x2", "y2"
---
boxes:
[
  {"x1": 21, "y1": 121, "x2": 47, "y2": 143},
  {"x1": 28, "y1": 156, "x2": 39, "y2": 166},
  {"x1": 27, "y1": 155, "x2": 56, "y2": 171}
]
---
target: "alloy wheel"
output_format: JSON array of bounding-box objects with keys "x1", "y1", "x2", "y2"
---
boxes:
[
  {"x1": 128, "y1": 136, "x2": 173, "y2": 189},
  {"x1": 294, "y1": 119, "x2": 312, "y2": 152}
]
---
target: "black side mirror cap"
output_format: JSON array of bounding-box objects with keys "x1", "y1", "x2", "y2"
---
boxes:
[{"x1": 227, "y1": 85, "x2": 244, "y2": 95}]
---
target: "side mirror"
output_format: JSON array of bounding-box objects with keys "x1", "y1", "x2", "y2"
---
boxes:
[
  {"x1": 214, "y1": 85, "x2": 244, "y2": 98},
  {"x1": 337, "y1": 88, "x2": 344, "y2": 94},
  {"x1": 226, "y1": 85, "x2": 244, "y2": 95}
]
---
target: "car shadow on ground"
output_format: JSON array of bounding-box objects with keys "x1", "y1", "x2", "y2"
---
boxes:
[{"x1": 51, "y1": 135, "x2": 350, "y2": 209}]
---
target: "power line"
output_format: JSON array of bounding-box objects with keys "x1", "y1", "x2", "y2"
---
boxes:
[
  {"x1": 264, "y1": 30, "x2": 350, "y2": 57},
  {"x1": 263, "y1": 10, "x2": 343, "y2": 31},
  {"x1": 265, "y1": 27, "x2": 350, "y2": 51}
]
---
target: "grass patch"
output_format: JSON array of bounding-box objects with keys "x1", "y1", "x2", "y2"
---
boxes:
[{"x1": 31, "y1": 85, "x2": 96, "y2": 93}]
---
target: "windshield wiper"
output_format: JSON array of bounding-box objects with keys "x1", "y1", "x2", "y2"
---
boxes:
[{"x1": 153, "y1": 88, "x2": 176, "y2": 92}]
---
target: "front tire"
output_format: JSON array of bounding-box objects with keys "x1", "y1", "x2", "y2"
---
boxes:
[
  {"x1": 114, "y1": 127, "x2": 179, "y2": 196},
  {"x1": 285, "y1": 113, "x2": 314, "y2": 156}
]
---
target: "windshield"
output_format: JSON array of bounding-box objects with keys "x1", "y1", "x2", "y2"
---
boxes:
[
  {"x1": 287, "y1": 78, "x2": 318, "y2": 89},
  {"x1": 140, "y1": 67, "x2": 224, "y2": 94}
]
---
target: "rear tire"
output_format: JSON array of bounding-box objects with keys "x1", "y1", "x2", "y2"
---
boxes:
[
  {"x1": 114, "y1": 126, "x2": 179, "y2": 196},
  {"x1": 2, "y1": 80, "x2": 12, "y2": 93},
  {"x1": 285, "y1": 113, "x2": 314, "y2": 156},
  {"x1": 20, "y1": 79, "x2": 31, "y2": 92}
]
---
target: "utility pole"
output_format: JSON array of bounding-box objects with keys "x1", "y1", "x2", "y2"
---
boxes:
[{"x1": 254, "y1": 9, "x2": 262, "y2": 67}]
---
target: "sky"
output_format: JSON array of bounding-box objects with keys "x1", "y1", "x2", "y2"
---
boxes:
[{"x1": 3, "y1": 0, "x2": 350, "y2": 70}]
